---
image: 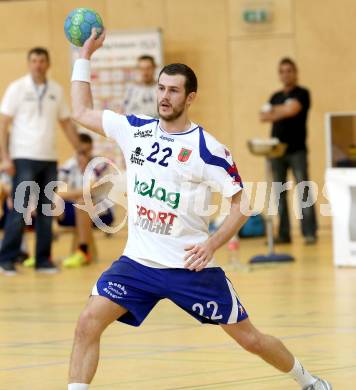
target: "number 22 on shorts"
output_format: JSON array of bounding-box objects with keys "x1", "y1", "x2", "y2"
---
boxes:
[{"x1": 192, "y1": 301, "x2": 223, "y2": 320}]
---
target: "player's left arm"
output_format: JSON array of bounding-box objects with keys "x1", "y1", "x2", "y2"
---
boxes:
[
  {"x1": 184, "y1": 190, "x2": 249, "y2": 272},
  {"x1": 71, "y1": 28, "x2": 106, "y2": 135},
  {"x1": 260, "y1": 98, "x2": 302, "y2": 122}
]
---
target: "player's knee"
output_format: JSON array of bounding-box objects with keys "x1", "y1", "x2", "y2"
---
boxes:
[
  {"x1": 75, "y1": 308, "x2": 103, "y2": 341},
  {"x1": 239, "y1": 332, "x2": 264, "y2": 355}
]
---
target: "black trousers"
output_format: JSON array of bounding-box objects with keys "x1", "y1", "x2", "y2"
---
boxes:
[
  {"x1": 271, "y1": 150, "x2": 317, "y2": 239},
  {"x1": 0, "y1": 159, "x2": 57, "y2": 266}
]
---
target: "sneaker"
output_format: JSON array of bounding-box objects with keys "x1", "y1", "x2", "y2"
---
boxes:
[
  {"x1": 0, "y1": 261, "x2": 17, "y2": 276},
  {"x1": 14, "y1": 251, "x2": 30, "y2": 264},
  {"x1": 304, "y1": 377, "x2": 332, "y2": 390},
  {"x1": 62, "y1": 250, "x2": 91, "y2": 268},
  {"x1": 35, "y1": 260, "x2": 58, "y2": 274},
  {"x1": 304, "y1": 235, "x2": 317, "y2": 245},
  {"x1": 23, "y1": 256, "x2": 35, "y2": 268}
]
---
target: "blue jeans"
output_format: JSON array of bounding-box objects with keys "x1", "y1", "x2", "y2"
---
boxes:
[
  {"x1": 0, "y1": 159, "x2": 57, "y2": 266},
  {"x1": 271, "y1": 150, "x2": 317, "y2": 239}
]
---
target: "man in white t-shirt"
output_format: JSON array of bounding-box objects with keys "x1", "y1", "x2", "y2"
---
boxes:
[
  {"x1": 0, "y1": 47, "x2": 80, "y2": 275},
  {"x1": 66, "y1": 31, "x2": 331, "y2": 390}
]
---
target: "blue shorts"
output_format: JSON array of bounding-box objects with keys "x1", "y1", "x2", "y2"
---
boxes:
[
  {"x1": 92, "y1": 256, "x2": 248, "y2": 327},
  {"x1": 58, "y1": 201, "x2": 114, "y2": 227}
]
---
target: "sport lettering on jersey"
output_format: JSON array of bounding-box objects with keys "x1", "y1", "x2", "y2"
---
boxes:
[
  {"x1": 134, "y1": 204, "x2": 177, "y2": 236},
  {"x1": 133, "y1": 174, "x2": 180, "y2": 209},
  {"x1": 134, "y1": 219, "x2": 174, "y2": 236},
  {"x1": 136, "y1": 205, "x2": 177, "y2": 224}
]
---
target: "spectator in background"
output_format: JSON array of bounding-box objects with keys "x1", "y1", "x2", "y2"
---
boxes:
[
  {"x1": 260, "y1": 57, "x2": 317, "y2": 245},
  {"x1": 0, "y1": 47, "x2": 81, "y2": 275},
  {"x1": 122, "y1": 55, "x2": 158, "y2": 118},
  {"x1": 0, "y1": 164, "x2": 29, "y2": 261},
  {"x1": 115, "y1": 55, "x2": 158, "y2": 171},
  {"x1": 56, "y1": 133, "x2": 113, "y2": 268}
]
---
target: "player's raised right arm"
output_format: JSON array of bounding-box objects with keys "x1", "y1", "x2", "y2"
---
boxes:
[{"x1": 71, "y1": 28, "x2": 106, "y2": 135}]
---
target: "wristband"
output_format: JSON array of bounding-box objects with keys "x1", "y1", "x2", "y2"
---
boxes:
[{"x1": 71, "y1": 59, "x2": 91, "y2": 83}]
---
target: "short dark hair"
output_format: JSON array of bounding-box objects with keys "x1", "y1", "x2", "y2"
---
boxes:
[
  {"x1": 79, "y1": 133, "x2": 93, "y2": 144},
  {"x1": 279, "y1": 57, "x2": 297, "y2": 71},
  {"x1": 138, "y1": 55, "x2": 156, "y2": 67},
  {"x1": 158, "y1": 63, "x2": 198, "y2": 95},
  {"x1": 27, "y1": 47, "x2": 50, "y2": 62}
]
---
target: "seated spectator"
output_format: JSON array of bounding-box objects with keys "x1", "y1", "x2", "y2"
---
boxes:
[
  {"x1": 57, "y1": 133, "x2": 114, "y2": 268},
  {"x1": 24, "y1": 133, "x2": 114, "y2": 269}
]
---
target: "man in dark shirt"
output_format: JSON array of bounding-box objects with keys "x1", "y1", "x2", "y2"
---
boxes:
[{"x1": 260, "y1": 57, "x2": 317, "y2": 245}]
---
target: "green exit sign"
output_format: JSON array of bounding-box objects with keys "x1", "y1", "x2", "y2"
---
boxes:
[{"x1": 243, "y1": 9, "x2": 269, "y2": 23}]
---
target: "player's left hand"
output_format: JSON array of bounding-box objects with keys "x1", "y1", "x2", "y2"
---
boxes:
[{"x1": 184, "y1": 240, "x2": 215, "y2": 272}]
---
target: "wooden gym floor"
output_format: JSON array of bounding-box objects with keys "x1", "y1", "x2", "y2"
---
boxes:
[{"x1": 0, "y1": 227, "x2": 355, "y2": 389}]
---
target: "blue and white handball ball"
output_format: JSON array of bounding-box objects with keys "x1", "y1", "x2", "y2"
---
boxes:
[{"x1": 64, "y1": 8, "x2": 103, "y2": 47}]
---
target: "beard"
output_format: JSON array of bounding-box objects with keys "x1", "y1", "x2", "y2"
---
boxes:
[{"x1": 157, "y1": 101, "x2": 185, "y2": 122}]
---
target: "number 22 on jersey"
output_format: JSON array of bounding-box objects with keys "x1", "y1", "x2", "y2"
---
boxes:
[{"x1": 147, "y1": 142, "x2": 173, "y2": 167}]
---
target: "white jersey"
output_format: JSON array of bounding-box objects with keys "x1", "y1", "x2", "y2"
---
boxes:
[{"x1": 102, "y1": 110, "x2": 243, "y2": 268}]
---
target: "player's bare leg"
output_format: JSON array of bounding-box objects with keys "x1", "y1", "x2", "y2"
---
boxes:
[
  {"x1": 222, "y1": 318, "x2": 294, "y2": 371},
  {"x1": 68, "y1": 296, "x2": 127, "y2": 385},
  {"x1": 221, "y1": 318, "x2": 332, "y2": 389}
]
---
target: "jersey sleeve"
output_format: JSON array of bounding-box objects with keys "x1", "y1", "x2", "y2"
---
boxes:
[
  {"x1": 102, "y1": 110, "x2": 158, "y2": 152},
  {"x1": 102, "y1": 110, "x2": 133, "y2": 151},
  {"x1": 0, "y1": 82, "x2": 19, "y2": 117},
  {"x1": 199, "y1": 130, "x2": 243, "y2": 197}
]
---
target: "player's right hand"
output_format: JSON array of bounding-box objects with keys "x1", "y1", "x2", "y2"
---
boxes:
[
  {"x1": 80, "y1": 27, "x2": 106, "y2": 60},
  {"x1": 184, "y1": 240, "x2": 215, "y2": 272}
]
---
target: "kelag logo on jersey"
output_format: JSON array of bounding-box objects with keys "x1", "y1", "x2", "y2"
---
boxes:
[
  {"x1": 130, "y1": 147, "x2": 145, "y2": 166},
  {"x1": 134, "y1": 204, "x2": 177, "y2": 235},
  {"x1": 133, "y1": 174, "x2": 180, "y2": 209}
]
